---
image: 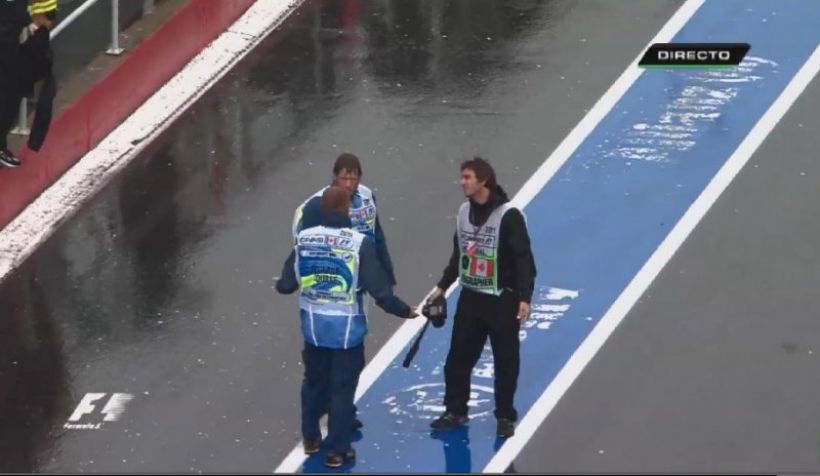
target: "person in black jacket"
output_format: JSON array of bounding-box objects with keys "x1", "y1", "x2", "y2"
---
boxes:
[
  {"x1": 0, "y1": 0, "x2": 31, "y2": 167},
  {"x1": 428, "y1": 157, "x2": 536, "y2": 438},
  {"x1": 0, "y1": 0, "x2": 53, "y2": 168}
]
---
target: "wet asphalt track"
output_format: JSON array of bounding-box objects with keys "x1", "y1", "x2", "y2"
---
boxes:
[{"x1": 8, "y1": 0, "x2": 819, "y2": 472}]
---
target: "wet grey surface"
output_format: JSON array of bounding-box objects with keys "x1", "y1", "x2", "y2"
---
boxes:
[
  {"x1": 0, "y1": 0, "x2": 685, "y2": 471},
  {"x1": 514, "y1": 72, "x2": 820, "y2": 473}
]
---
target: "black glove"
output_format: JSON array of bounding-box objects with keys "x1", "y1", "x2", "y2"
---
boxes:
[{"x1": 422, "y1": 295, "x2": 447, "y2": 328}]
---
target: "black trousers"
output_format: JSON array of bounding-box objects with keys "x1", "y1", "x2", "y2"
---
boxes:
[
  {"x1": 443, "y1": 288, "x2": 520, "y2": 421},
  {"x1": 0, "y1": 43, "x2": 22, "y2": 150}
]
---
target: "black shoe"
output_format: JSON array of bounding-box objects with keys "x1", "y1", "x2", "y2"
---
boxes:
[
  {"x1": 0, "y1": 148, "x2": 20, "y2": 168},
  {"x1": 496, "y1": 418, "x2": 515, "y2": 438},
  {"x1": 430, "y1": 412, "x2": 468, "y2": 431},
  {"x1": 303, "y1": 438, "x2": 321, "y2": 455},
  {"x1": 324, "y1": 449, "x2": 355, "y2": 468}
]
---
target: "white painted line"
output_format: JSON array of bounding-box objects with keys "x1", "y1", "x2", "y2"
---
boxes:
[
  {"x1": 273, "y1": 0, "x2": 706, "y2": 472},
  {"x1": 485, "y1": 41, "x2": 820, "y2": 475},
  {"x1": 0, "y1": 0, "x2": 306, "y2": 284}
]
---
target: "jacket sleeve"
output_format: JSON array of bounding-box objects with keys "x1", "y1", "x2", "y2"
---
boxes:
[
  {"x1": 295, "y1": 196, "x2": 323, "y2": 236},
  {"x1": 372, "y1": 195, "x2": 397, "y2": 286},
  {"x1": 275, "y1": 250, "x2": 300, "y2": 295},
  {"x1": 436, "y1": 232, "x2": 460, "y2": 291},
  {"x1": 358, "y1": 238, "x2": 411, "y2": 318},
  {"x1": 501, "y1": 209, "x2": 536, "y2": 303}
]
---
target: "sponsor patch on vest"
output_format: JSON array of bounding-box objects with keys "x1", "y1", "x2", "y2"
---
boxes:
[
  {"x1": 299, "y1": 233, "x2": 354, "y2": 250},
  {"x1": 461, "y1": 233, "x2": 495, "y2": 245},
  {"x1": 461, "y1": 276, "x2": 494, "y2": 288},
  {"x1": 466, "y1": 241, "x2": 478, "y2": 256},
  {"x1": 350, "y1": 207, "x2": 376, "y2": 222}
]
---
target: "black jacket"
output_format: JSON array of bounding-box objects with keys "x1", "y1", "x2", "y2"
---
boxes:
[
  {"x1": 0, "y1": 0, "x2": 29, "y2": 47},
  {"x1": 0, "y1": 0, "x2": 28, "y2": 96},
  {"x1": 437, "y1": 186, "x2": 537, "y2": 302}
]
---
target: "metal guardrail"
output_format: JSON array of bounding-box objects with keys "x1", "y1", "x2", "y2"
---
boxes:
[{"x1": 13, "y1": 0, "x2": 140, "y2": 135}]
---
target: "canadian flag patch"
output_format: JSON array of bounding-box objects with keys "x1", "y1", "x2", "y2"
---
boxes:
[{"x1": 470, "y1": 258, "x2": 493, "y2": 277}]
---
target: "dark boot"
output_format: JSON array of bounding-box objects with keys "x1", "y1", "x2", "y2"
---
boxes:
[
  {"x1": 324, "y1": 449, "x2": 356, "y2": 468},
  {"x1": 430, "y1": 412, "x2": 468, "y2": 431}
]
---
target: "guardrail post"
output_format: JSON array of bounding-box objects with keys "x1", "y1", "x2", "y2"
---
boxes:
[
  {"x1": 11, "y1": 99, "x2": 30, "y2": 136},
  {"x1": 106, "y1": 0, "x2": 124, "y2": 55}
]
